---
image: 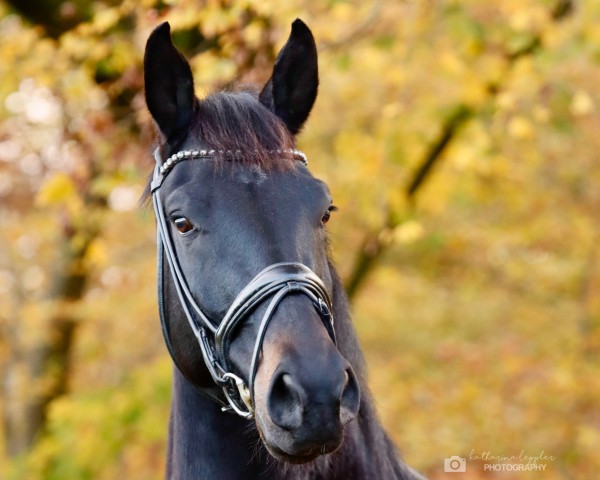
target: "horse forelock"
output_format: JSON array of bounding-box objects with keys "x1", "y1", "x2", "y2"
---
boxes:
[{"x1": 141, "y1": 87, "x2": 297, "y2": 204}]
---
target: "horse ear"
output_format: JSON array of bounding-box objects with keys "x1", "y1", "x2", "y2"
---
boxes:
[
  {"x1": 259, "y1": 19, "x2": 318, "y2": 135},
  {"x1": 144, "y1": 22, "x2": 195, "y2": 142}
]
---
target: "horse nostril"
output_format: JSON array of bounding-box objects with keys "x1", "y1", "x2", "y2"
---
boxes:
[
  {"x1": 266, "y1": 364, "x2": 360, "y2": 432},
  {"x1": 340, "y1": 367, "x2": 360, "y2": 425},
  {"x1": 267, "y1": 372, "x2": 304, "y2": 430}
]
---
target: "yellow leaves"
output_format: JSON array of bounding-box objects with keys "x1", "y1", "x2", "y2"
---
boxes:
[
  {"x1": 461, "y1": 76, "x2": 488, "y2": 106},
  {"x1": 448, "y1": 119, "x2": 490, "y2": 171},
  {"x1": 394, "y1": 220, "x2": 425, "y2": 244},
  {"x1": 17, "y1": 358, "x2": 172, "y2": 480},
  {"x1": 60, "y1": 31, "x2": 92, "y2": 59},
  {"x1": 92, "y1": 8, "x2": 120, "y2": 33},
  {"x1": 576, "y1": 425, "x2": 600, "y2": 454},
  {"x1": 198, "y1": 6, "x2": 240, "y2": 38},
  {"x1": 508, "y1": 5, "x2": 547, "y2": 33},
  {"x1": 85, "y1": 239, "x2": 108, "y2": 268},
  {"x1": 440, "y1": 51, "x2": 465, "y2": 76},
  {"x1": 36, "y1": 173, "x2": 88, "y2": 220},
  {"x1": 18, "y1": 301, "x2": 60, "y2": 347},
  {"x1": 334, "y1": 129, "x2": 382, "y2": 171},
  {"x1": 381, "y1": 102, "x2": 402, "y2": 120},
  {"x1": 497, "y1": 0, "x2": 554, "y2": 41},
  {"x1": 532, "y1": 105, "x2": 550, "y2": 123},
  {"x1": 241, "y1": 21, "x2": 263, "y2": 49},
  {"x1": 36, "y1": 173, "x2": 78, "y2": 206},
  {"x1": 570, "y1": 90, "x2": 594, "y2": 116},
  {"x1": 507, "y1": 115, "x2": 534, "y2": 139},
  {"x1": 106, "y1": 39, "x2": 139, "y2": 74}
]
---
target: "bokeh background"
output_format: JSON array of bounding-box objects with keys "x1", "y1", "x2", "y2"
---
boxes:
[{"x1": 0, "y1": 0, "x2": 598, "y2": 478}]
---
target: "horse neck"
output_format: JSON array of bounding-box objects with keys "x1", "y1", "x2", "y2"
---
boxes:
[{"x1": 166, "y1": 368, "x2": 268, "y2": 479}]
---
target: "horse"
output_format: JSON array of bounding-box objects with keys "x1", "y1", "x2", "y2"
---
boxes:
[{"x1": 143, "y1": 18, "x2": 425, "y2": 480}]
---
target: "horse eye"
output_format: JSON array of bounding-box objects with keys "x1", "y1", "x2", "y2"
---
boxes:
[
  {"x1": 173, "y1": 216, "x2": 194, "y2": 234},
  {"x1": 322, "y1": 205, "x2": 338, "y2": 225}
]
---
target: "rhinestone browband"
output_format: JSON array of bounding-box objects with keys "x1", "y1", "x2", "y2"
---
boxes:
[{"x1": 158, "y1": 148, "x2": 308, "y2": 176}]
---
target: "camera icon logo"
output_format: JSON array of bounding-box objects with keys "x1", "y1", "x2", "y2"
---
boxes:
[{"x1": 444, "y1": 456, "x2": 467, "y2": 473}]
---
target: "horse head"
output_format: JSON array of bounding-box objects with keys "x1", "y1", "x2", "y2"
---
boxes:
[{"x1": 144, "y1": 19, "x2": 360, "y2": 463}]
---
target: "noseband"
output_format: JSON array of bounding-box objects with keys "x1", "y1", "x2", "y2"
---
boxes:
[{"x1": 150, "y1": 148, "x2": 336, "y2": 418}]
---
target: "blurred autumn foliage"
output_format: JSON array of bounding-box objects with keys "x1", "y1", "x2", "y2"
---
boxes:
[{"x1": 0, "y1": 0, "x2": 598, "y2": 478}]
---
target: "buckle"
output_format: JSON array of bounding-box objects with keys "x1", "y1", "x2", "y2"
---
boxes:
[
  {"x1": 318, "y1": 298, "x2": 331, "y2": 318},
  {"x1": 222, "y1": 373, "x2": 254, "y2": 418}
]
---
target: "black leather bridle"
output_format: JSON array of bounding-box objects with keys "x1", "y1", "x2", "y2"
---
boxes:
[{"x1": 150, "y1": 148, "x2": 336, "y2": 418}]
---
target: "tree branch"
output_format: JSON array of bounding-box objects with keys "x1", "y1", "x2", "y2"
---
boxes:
[
  {"x1": 344, "y1": 0, "x2": 576, "y2": 299},
  {"x1": 406, "y1": 104, "x2": 473, "y2": 201},
  {"x1": 2, "y1": 0, "x2": 95, "y2": 38}
]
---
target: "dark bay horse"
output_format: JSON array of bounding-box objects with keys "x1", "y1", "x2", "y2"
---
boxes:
[{"x1": 144, "y1": 18, "x2": 424, "y2": 479}]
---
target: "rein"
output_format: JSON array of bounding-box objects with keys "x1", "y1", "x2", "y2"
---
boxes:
[{"x1": 150, "y1": 148, "x2": 336, "y2": 418}]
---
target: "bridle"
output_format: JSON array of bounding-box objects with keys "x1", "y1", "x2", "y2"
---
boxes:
[{"x1": 150, "y1": 147, "x2": 336, "y2": 418}]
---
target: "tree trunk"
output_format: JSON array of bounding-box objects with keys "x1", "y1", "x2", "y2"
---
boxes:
[{"x1": 2, "y1": 231, "x2": 94, "y2": 456}]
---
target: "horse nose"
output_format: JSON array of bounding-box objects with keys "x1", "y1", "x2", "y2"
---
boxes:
[{"x1": 266, "y1": 358, "x2": 360, "y2": 435}]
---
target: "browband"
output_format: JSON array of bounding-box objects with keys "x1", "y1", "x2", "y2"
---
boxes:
[{"x1": 151, "y1": 148, "x2": 308, "y2": 192}]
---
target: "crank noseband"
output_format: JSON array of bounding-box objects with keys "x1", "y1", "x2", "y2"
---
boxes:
[{"x1": 151, "y1": 148, "x2": 335, "y2": 418}]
